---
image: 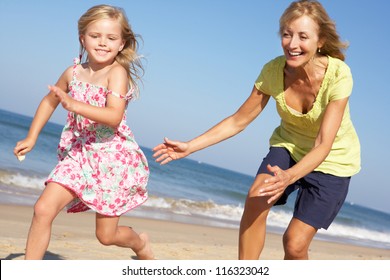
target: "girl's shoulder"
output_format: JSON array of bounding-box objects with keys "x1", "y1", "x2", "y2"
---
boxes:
[
  {"x1": 56, "y1": 64, "x2": 75, "y2": 88},
  {"x1": 64, "y1": 64, "x2": 75, "y2": 76},
  {"x1": 107, "y1": 62, "x2": 130, "y2": 96},
  {"x1": 107, "y1": 63, "x2": 128, "y2": 84},
  {"x1": 108, "y1": 62, "x2": 127, "y2": 78}
]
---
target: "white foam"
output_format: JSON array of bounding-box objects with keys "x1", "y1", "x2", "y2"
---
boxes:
[
  {"x1": 322, "y1": 222, "x2": 390, "y2": 245},
  {"x1": 142, "y1": 196, "x2": 390, "y2": 248},
  {"x1": 2, "y1": 174, "x2": 389, "y2": 249},
  {"x1": 144, "y1": 196, "x2": 243, "y2": 221},
  {"x1": 0, "y1": 172, "x2": 46, "y2": 190}
]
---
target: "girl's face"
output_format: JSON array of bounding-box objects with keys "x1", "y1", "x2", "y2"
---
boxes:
[
  {"x1": 281, "y1": 15, "x2": 323, "y2": 68},
  {"x1": 81, "y1": 18, "x2": 125, "y2": 65}
]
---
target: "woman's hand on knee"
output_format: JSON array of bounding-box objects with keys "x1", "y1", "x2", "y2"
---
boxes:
[{"x1": 259, "y1": 164, "x2": 291, "y2": 204}]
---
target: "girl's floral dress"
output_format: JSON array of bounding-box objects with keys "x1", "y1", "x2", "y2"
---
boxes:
[{"x1": 46, "y1": 58, "x2": 149, "y2": 216}]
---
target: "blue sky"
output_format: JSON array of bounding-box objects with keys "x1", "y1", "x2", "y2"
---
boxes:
[{"x1": 1, "y1": 0, "x2": 389, "y2": 214}]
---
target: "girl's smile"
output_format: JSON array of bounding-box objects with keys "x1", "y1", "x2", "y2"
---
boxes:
[{"x1": 81, "y1": 19, "x2": 124, "y2": 65}]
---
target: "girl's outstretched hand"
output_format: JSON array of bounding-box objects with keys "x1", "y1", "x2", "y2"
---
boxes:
[
  {"x1": 49, "y1": 85, "x2": 76, "y2": 113},
  {"x1": 152, "y1": 137, "x2": 190, "y2": 165}
]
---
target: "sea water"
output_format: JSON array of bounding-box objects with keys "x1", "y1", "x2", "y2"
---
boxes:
[{"x1": 1, "y1": 108, "x2": 389, "y2": 250}]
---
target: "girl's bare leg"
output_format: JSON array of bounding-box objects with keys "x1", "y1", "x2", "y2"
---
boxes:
[
  {"x1": 239, "y1": 174, "x2": 274, "y2": 260},
  {"x1": 25, "y1": 183, "x2": 76, "y2": 259},
  {"x1": 95, "y1": 214, "x2": 154, "y2": 260}
]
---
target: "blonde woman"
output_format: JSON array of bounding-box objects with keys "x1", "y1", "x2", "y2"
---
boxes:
[{"x1": 153, "y1": 0, "x2": 360, "y2": 260}]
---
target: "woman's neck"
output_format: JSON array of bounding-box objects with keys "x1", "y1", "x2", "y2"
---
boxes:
[{"x1": 284, "y1": 55, "x2": 327, "y2": 85}]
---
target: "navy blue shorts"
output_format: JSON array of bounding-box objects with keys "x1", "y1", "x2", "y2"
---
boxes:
[{"x1": 256, "y1": 147, "x2": 350, "y2": 230}]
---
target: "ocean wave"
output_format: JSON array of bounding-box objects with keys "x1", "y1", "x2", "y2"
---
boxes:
[
  {"x1": 0, "y1": 170, "x2": 46, "y2": 190},
  {"x1": 319, "y1": 222, "x2": 390, "y2": 248},
  {"x1": 142, "y1": 196, "x2": 390, "y2": 249},
  {"x1": 1, "y1": 170, "x2": 389, "y2": 249},
  {"x1": 144, "y1": 196, "x2": 243, "y2": 221}
]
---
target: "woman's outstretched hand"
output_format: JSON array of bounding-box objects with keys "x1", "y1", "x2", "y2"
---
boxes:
[{"x1": 152, "y1": 137, "x2": 190, "y2": 165}]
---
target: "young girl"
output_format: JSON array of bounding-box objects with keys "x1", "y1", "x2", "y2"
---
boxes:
[{"x1": 14, "y1": 5, "x2": 154, "y2": 260}]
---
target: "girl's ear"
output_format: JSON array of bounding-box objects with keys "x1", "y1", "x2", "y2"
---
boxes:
[
  {"x1": 119, "y1": 40, "x2": 125, "y2": 52},
  {"x1": 79, "y1": 35, "x2": 85, "y2": 47}
]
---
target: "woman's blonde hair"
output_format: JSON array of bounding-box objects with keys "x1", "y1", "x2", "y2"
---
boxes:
[
  {"x1": 279, "y1": 0, "x2": 348, "y2": 61},
  {"x1": 78, "y1": 5, "x2": 144, "y2": 96}
]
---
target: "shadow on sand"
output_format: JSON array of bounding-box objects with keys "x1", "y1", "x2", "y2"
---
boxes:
[{"x1": 2, "y1": 251, "x2": 65, "y2": 260}]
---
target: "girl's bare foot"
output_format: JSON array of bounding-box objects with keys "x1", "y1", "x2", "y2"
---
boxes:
[{"x1": 136, "y1": 233, "x2": 155, "y2": 260}]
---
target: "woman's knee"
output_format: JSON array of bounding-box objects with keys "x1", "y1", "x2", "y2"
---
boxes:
[
  {"x1": 283, "y1": 232, "x2": 305, "y2": 257},
  {"x1": 248, "y1": 175, "x2": 267, "y2": 197},
  {"x1": 283, "y1": 225, "x2": 314, "y2": 259},
  {"x1": 244, "y1": 174, "x2": 273, "y2": 211}
]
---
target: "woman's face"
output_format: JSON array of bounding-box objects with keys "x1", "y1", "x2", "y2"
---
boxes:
[{"x1": 281, "y1": 15, "x2": 322, "y2": 68}]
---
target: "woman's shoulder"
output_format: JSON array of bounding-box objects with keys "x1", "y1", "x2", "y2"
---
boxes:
[
  {"x1": 324, "y1": 56, "x2": 353, "y2": 89},
  {"x1": 323, "y1": 56, "x2": 353, "y2": 99},
  {"x1": 264, "y1": 55, "x2": 285, "y2": 68},
  {"x1": 258, "y1": 56, "x2": 285, "y2": 77},
  {"x1": 255, "y1": 56, "x2": 285, "y2": 94},
  {"x1": 327, "y1": 56, "x2": 351, "y2": 74}
]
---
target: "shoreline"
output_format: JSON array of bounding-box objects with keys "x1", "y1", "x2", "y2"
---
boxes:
[{"x1": 1, "y1": 204, "x2": 390, "y2": 260}]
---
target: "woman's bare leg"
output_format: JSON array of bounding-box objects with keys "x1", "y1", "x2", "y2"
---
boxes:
[
  {"x1": 25, "y1": 183, "x2": 76, "y2": 259},
  {"x1": 239, "y1": 174, "x2": 274, "y2": 260},
  {"x1": 95, "y1": 214, "x2": 154, "y2": 260},
  {"x1": 283, "y1": 218, "x2": 317, "y2": 260}
]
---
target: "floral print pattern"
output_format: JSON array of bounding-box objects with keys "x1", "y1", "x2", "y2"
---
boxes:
[{"x1": 46, "y1": 58, "x2": 149, "y2": 216}]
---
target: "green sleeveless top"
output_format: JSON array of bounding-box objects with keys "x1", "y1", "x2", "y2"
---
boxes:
[{"x1": 255, "y1": 56, "x2": 360, "y2": 177}]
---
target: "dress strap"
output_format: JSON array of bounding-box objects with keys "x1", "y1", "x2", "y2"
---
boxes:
[
  {"x1": 108, "y1": 87, "x2": 135, "y2": 101},
  {"x1": 72, "y1": 57, "x2": 81, "y2": 81},
  {"x1": 108, "y1": 90, "x2": 126, "y2": 100}
]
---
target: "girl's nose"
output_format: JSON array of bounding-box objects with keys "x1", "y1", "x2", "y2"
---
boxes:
[{"x1": 99, "y1": 38, "x2": 107, "y2": 46}]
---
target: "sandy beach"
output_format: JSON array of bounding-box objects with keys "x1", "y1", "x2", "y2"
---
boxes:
[{"x1": 1, "y1": 204, "x2": 389, "y2": 260}]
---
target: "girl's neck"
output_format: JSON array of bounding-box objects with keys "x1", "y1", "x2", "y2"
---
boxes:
[
  {"x1": 78, "y1": 60, "x2": 116, "y2": 86},
  {"x1": 86, "y1": 59, "x2": 116, "y2": 73}
]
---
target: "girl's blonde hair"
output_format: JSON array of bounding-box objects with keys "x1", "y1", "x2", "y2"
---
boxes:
[
  {"x1": 279, "y1": 0, "x2": 348, "y2": 61},
  {"x1": 78, "y1": 5, "x2": 144, "y2": 97}
]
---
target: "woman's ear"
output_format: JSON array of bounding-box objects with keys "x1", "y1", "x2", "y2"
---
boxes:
[{"x1": 318, "y1": 37, "x2": 326, "y2": 51}]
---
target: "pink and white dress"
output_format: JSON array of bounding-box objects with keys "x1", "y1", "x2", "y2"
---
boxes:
[{"x1": 46, "y1": 58, "x2": 149, "y2": 216}]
